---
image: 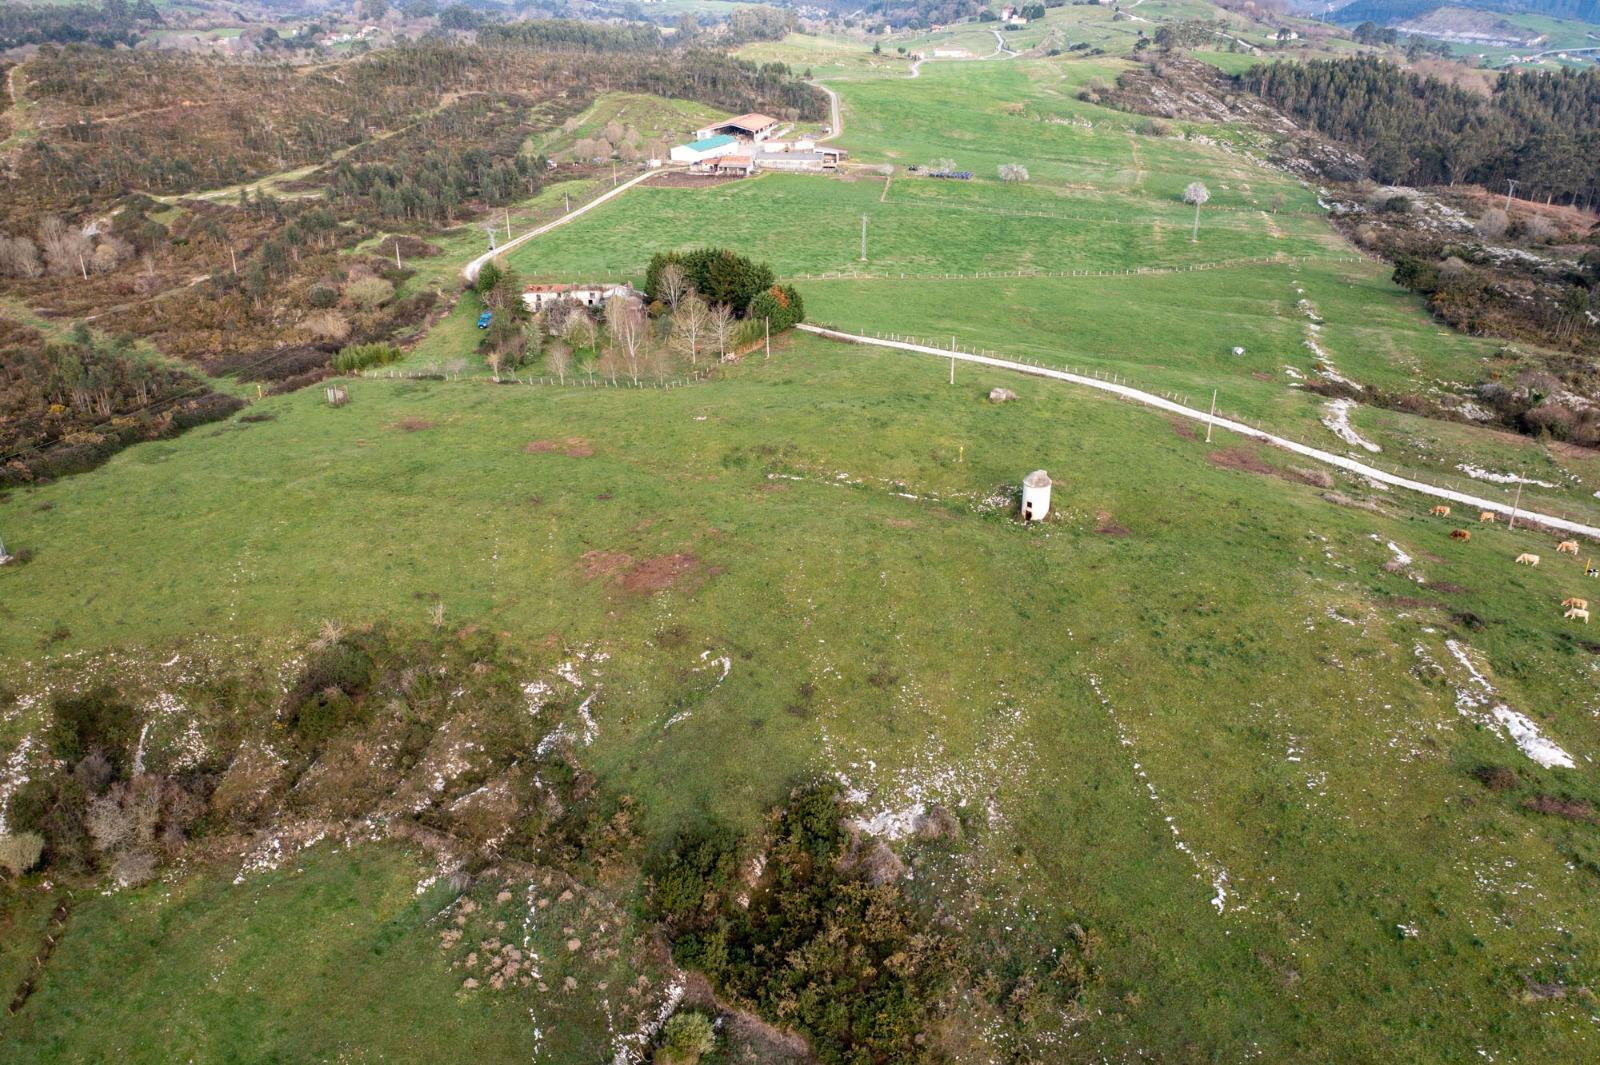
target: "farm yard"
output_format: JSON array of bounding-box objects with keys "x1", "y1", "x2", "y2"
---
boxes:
[{"x1": 5, "y1": 30, "x2": 1600, "y2": 1065}]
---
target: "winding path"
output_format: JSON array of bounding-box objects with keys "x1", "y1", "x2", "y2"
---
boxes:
[
  {"x1": 461, "y1": 167, "x2": 666, "y2": 284},
  {"x1": 797, "y1": 324, "x2": 1600, "y2": 539}
]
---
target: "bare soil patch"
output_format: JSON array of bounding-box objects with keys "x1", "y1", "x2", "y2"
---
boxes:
[
  {"x1": 525, "y1": 437, "x2": 593, "y2": 458},
  {"x1": 1523, "y1": 794, "x2": 1597, "y2": 823},
  {"x1": 619, "y1": 552, "x2": 698, "y2": 594},
  {"x1": 1550, "y1": 441, "x2": 1600, "y2": 461},
  {"x1": 392, "y1": 417, "x2": 434, "y2": 432},
  {"x1": 1170, "y1": 417, "x2": 1197, "y2": 440},
  {"x1": 1093, "y1": 509, "x2": 1131, "y2": 537},
  {"x1": 644, "y1": 171, "x2": 745, "y2": 189},
  {"x1": 579, "y1": 550, "x2": 632, "y2": 581},
  {"x1": 1208, "y1": 448, "x2": 1333, "y2": 488}
]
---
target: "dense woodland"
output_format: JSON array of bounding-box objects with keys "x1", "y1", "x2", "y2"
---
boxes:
[
  {"x1": 0, "y1": 318, "x2": 242, "y2": 487},
  {"x1": 1241, "y1": 58, "x2": 1600, "y2": 207},
  {"x1": 4, "y1": 41, "x2": 824, "y2": 229},
  {"x1": 0, "y1": 0, "x2": 159, "y2": 51}
]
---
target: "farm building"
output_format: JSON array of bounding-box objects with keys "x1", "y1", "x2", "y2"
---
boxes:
[
  {"x1": 708, "y1": 155, "x2": 755, "y2": 177},
  {"x1": 758, "y1": 142, "x2": 846, "y2": 171},
  {"x1": 693, "y1": 112, "x2": 781, "y2": 142},
  {"x1": 522, "y1": 282, "x2": 634, "y2": 312},
  {"x1": 670, "y1": 134, "x2": 740, "y2": 164}
]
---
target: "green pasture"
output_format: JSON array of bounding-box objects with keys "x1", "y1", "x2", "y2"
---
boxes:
[{"x1": 6, "y1": 332, "x2": 1600, "y2": 1061}]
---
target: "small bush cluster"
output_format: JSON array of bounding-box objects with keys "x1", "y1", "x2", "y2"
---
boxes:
[
  {"x1": 332, "y1": 342, "x2": 403, "y2": 372},
  {"x1": 648, "y1": 783, "x2": 954, "y2": 1065}
]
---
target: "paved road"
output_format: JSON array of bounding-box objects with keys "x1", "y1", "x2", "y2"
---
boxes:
[
  {"x1": 461, "y1": 168, "x2": 665, "y2": 284},
  {"x1": 798, "y1": 324, "x2": 1600, "y2": 539}
]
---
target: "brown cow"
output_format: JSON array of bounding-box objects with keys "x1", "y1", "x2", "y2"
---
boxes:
[
  {"x1": 1562, "y1": 597, "x2": 1589, "y2": 611},
  {"x1": 1479, "y1": 511, "x2": 1496, "y2": 523},
  {"x1": 1557, "y1": 540, "x2": 1579, "y2": 555},
  {"x1": 1450, "y1": 529, "x2": 1471, "y2": 542},
  {"x1": 1431, "y1": 505, "x2": 1451, "y2": 517}
]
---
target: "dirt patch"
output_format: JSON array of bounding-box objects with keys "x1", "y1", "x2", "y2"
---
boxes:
[
  {"x1": 1170, "y1": 417, "x2": 1197, "y2": 440},
  {"x1": 1250, "y1": 371, "x2": 1274, "y2": 382},
  {"x1": 524, "y1": 437, "x2": 593, "y2": 458},
  {"x1": 579, "y1": 550, "x2": 632, "y2": 581},
  {"x1": 1208, "y1": 448, "x2": 1276, "y2": 476},
  {"x1": 1522, "y1": 794, "x2": 1597, "y2": 822},
  {"x1": 885, "y1": 517, "x2": 916, "y2": 529},
  {"x1": 1093, "y1": 509, "x2": 1131, "y2": 537},
  {"x1": 1473, "y1": 764, "x2": 1520, "y2": 791},
  {"x1": 619, "y1": 552, "x2": 698, "y2": 594},
  {"x1": 392, "y1": 417, "x2": 434, "y2": 432},
  {"x1": 644, "y1": 171, "x2": 746, "y2": 189},
  {"x1": 1424, "y1": 581, "x2": 1470, "y2": 595},
  {"x1": 1208, "y1": 448, "x2": 1333, "y2": 488},
  {"x1": 757, "y1": 482, "x2": 789, "y2": 493},
  {"x1": 1321, "y1": 491, "x2": 1384, "y2": 513},
  {"x1": 1550, "y1": 441, "x2": 1600, "y2": 461}
]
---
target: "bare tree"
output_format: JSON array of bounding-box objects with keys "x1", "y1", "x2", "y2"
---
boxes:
[
  {"x1": 656, "y1": 261, "x2": 689, "y2": 313},
  {"x1": 1184, "y1": 182, "x2": 1211, "y2": 242},
  {"x1": 0, "y1": 234, "x2": 42, "y2": 278},
  {"x1": 1476, "y1": 207, "x2": 1509, "y2": 240},
  {"x1": 708, "y1": 302, "x2": 736, "y2": 361},
  {"x1": 999, "y1": 163, "x2": 1030, "y2": 182},
  {"x1": 39, "y1": 216, "x2": 92, "y2": 278},
  {"x1": 546, "y1": 339, "x2": 572, "y2": 384},
  {"x1": 562, "y1": 308, "x2": 596, "y2": 351},
  {"x1": 672, "y1": 292, "x2": 711, "y2": 365},
  {"x1": 605, "y1": 294, "x2": 648, "y2": 383}
]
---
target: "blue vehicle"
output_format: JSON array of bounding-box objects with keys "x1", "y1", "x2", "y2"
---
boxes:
[{"x1": 477, "y1": 311, "x2": 493, "y2": 329}]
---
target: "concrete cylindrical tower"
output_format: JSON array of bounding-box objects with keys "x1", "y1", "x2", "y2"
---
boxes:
[{"x1": 1021, "y1": 470, "x2": 1052, "y2": 521}]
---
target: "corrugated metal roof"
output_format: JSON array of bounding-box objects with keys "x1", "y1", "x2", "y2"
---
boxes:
[{"x1": 682, "y1": 134, "x2": 737, "y2": 152}]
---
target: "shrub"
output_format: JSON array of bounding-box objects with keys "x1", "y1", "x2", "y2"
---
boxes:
[
  {"x1": 745, "y1": 284, "x2": 804, "y2": 333},
  {"x1": 282, "y1": 633, "x2": 381, "y2": 748},
  {"x1": 48, "y1": 687, "x2": 139, "y2": 771},
  {"x1": 0, "y1": 832, "x2": 45, "y2": 876},
  {"x1": 301, "y1": 310, "x2": 351, "y2": 343},
  {"x1": 343, "y1": 275, "x2": 394, "y2": 310},
  {"x1": 333, "y1": 342, "x2": 402, "y2": 372},
  {"x1": 307, "y1": 284, "x2": 339, "y2": 309},
  {"x1": 657, "y1": 1010, "x2": 715, "y2": 1063},
  {"x1": 647, "y1": 249, "x2": 775, "y2": 317}
]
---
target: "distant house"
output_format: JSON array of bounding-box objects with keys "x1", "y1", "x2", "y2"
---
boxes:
[
  {"x1": 670, "y1": 134, "x2": 739, "y2": 164},
  {"x1": 522, "y1": 282, "x2": 633, "y2": 312},
  {"x1": 710, "y1": 154, "x2": 755, "y2": 177},
  {"x1": 693, "y1": 112, "x2": 782, "y2": 143}
]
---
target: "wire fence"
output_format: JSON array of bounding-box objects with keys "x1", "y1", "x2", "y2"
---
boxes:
[
  {"x1": 786, "y1": 254, "x2": 1362, "y2": 283},
  {"x1": 805, "y1": 321, "x2": 1597, "y2": 521}
]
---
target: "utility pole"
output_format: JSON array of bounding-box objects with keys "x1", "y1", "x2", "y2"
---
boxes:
[
  {"x1": 1205, "y1": 388, "x2": 1218, "y2": 444},
  {"x1": 950, "y1": 335, "x2": 956, "y2": 384},
  {"x1": 394, "y1": 239, "x2": 402, "y2": 270},
  {"x1": 229, "y1": 246, "x2": 238, "y2": 275},
  {"x1": 764, "y1": 317, "x2": 771, "y2": 360},
  {"x1": 564, "y1": 193, "x2": 571, "y2": 214},
  {"x1": 505, "y1": 210, "x2": 511, "y2": 241},
  {"x1": 859, "y1": 215, "x2": 868, "y2": 261},
  {"x1": 1504, "y1": 179, "x2": 1518, "y2": 212},
  {"x1": 1508, "y1": 474, "x2": 1523, "y2": 530}
]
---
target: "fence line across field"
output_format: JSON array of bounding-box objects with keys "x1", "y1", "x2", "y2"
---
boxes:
[{"x1": 785, "y1": 255, "x2": 1361, "y2": 283}]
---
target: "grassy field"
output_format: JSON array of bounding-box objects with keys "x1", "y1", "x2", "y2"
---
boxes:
[
  {"x1": 6, "y1": 332, "x2": 1600, "y2": 1060},
  {"x1": 7, "y1": 36, "x2": 1600, "y2": 1065}
]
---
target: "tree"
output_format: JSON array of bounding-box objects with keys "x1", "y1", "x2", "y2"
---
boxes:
[
  {"x1": 1476, "y1": 208, "x2": 1509, "y2": 240},
  {"x1": 0, "y1": 833, "x2": 44, "y2": 877},
  {"x1": 605, "y1": 294, "x2": 648, "y2": 383},
  {"x1": 1183, "y1": 181, "x2": 1210, "y2": 242},
  {"x1": 562, "y1": 308, "x2": 596, "y2": 352},
  {"x1": 546, "y1": 340, "x2": 572, "y2": 384},
  {"x1": 0, "y1": 234, "x2": 42, "y2": 278},
  {"x1": 999, "y1": 163, "x2": 1030, "y2": 182},
  {"x1": 657, "y1": 261, "x2": 690, "y2": 314},
  {"x1": 672, "y1": 293, "x2": 711, "y2": 366},
  {"x1": 708, "y1": 302, "x2": 736, "y2": 360}
]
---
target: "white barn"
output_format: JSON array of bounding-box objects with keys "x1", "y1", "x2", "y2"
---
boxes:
[{"x1": 669, "y1": 134, "x2": 739, "y2": 164}]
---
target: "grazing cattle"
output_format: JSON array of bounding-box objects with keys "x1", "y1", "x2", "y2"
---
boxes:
[
  {"x1": 1450, "y1": 529, "x2": 1472, "y2": 542},
  {"x1": 1431, "y1": 505, "x2": 1451, "y2": 517},
  {"x1": 1479, "y1": 511, "x2": 1496, "y2": 523},
  {"x1": 1566, "y1": 608, "x2": 1590, "y2": 623},
  {"x1": 1516, "y1": 553, "x2": 1541, "y2": 566},
  {"x1": 1562, "y1": 597, "x2": 1589, "y2": 611},
  {"x1": 1557, "y1": 540, "x2": 1580, "y2": 555}
]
